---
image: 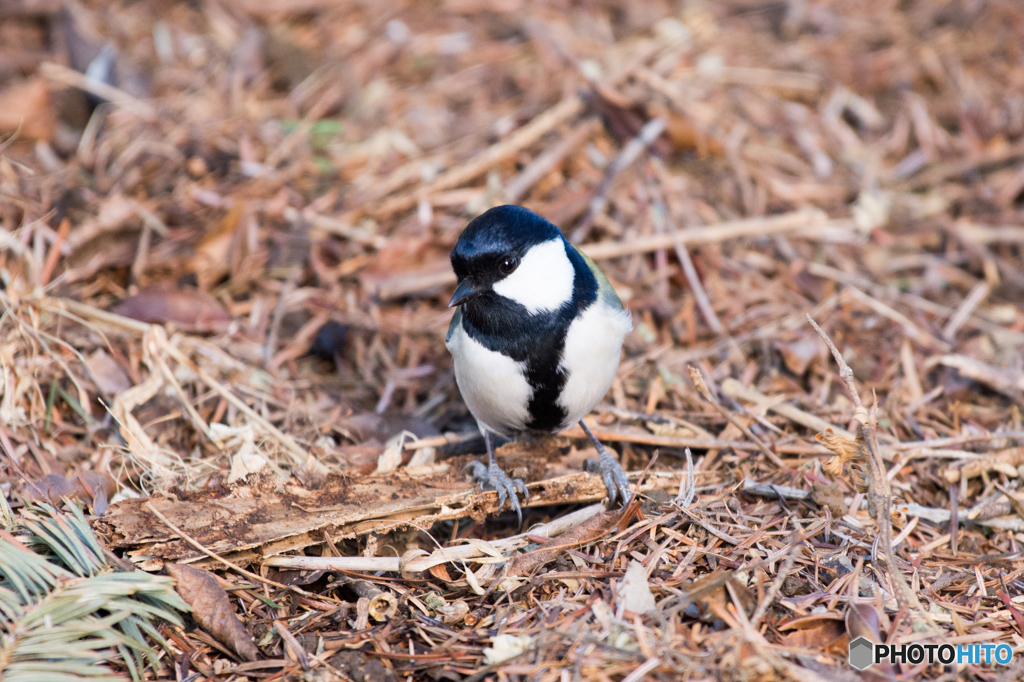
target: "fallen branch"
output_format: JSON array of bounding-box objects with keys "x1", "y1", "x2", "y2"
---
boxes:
[
  {"x1": 263, "y1": 502, "x2": 606, "y2": 573},
  {"x1": 146, "y1": 501, "x2": 324, "y2": 599},
  {"x1": 406, "y1": 427, "x2": 765, "y2": 453}
]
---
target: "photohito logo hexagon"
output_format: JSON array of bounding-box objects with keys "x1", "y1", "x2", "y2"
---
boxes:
[{"x1": 849, "y1": 637, "x2": 874, "y2": 670}]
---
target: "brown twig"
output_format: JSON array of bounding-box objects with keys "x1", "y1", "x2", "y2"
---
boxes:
[
  {"x1": 504, "y1": 117, "x2": 601, "y2": 203},
  {"x1": 720, "y1": 378, "x2": 855, "y2": 439},
  {"x1": 749, "y1": 535, "x2": 800, "y2": 625},
  {"x1": 571, "y1": 117, "x2": 667, "y2": 243},
  {"x1": 38, "y1": 217, "x2": 69, "y2": 287},
  {"x1": 805, "y1": 314, "x2": 933, "y2": 629},
  {"x1": 648, "y1": 167, "x2": 727, "y2": 339},
  {"x1": 374, "y1": 96, "x2": 585, "y2": 217}
]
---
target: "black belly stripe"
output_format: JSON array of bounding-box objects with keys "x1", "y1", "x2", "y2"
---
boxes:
[{"x1": 523, "y1": 336, "x2": 568, "y2": 431}]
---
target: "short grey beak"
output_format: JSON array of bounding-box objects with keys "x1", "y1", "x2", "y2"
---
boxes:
[{"x1": 448, "y1": 279, "x2": 476, "y2": 307}]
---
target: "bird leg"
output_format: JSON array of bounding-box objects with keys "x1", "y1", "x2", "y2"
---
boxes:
[
  {"x1": 464, "y1": 430, "x2": 529, "y2": 527},
  {"x1": 579, "y1": 420, "x2": 632, "y2": 506}
]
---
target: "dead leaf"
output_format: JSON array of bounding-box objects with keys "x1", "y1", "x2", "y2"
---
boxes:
[
  {"x1": 618, "y1": 559, "x2": 656, "y2": 614},
  {"x1": 63, "y1": 231, "x2": 139, "y2": 283},
  {"x1": 336, "y1": 441, "x2": 384, "y2": 475},
  {"x1": 778, "y1": 613, "x2": 845, "y2": 652},
  {"x1": 680, "y1": 573, "x2": 756, "y2": 623},
  {"x1": 358, "y1": 237, "x2": 451, "y2": 300},
  {"x1": 21, "y1": 471, "x2": 113, "y2": 512},
  {"x1": 0, "y1": 79, "x2": 56, "y2": 140},
  {"x1": 846, "y1": 602, "x2": 880, "y2": 641},
  {"x1": 84, "y1": 349, "x2": 131, "y2": 395},
  {"x1": 189, "y1": 201, "x2": 245, "y2": 291},
  {"x1": 778, "y1": 611, "x2": 844, "y2": 631},
  {"x1": 483, "y1": 633, "x2": 533, "y2": 665},
  {"x1": 113, "y1": 285, "x2": 231, "y2": 332},
  {"x1": 165, "y1": 563, "x2": 259, "y2": 661},
  {"x1": 506, "y1": 510, "x2": 619, "y2": 575},
  {"x1": 437, "y1": 598, "x2": 469, "y2": 624},
  {"x1": 777, "y1": 334, "x2": 826, "y2": 376},
  {"x1": 816, "y1": 428, "x2": 864, "y2": 465},
  {"x1": 816, "y1": 428, "x2": 869, "y2": 491},
  {"x1": 846, "y1": 603, "x2": 897, "y2": 680},
  {"x1": 811, "y1": 480, "x2": 847, "y2": 515},
  {"x1": 681, "y1": 583, "x2": 725, "y2": 622},
  {"x1": 428, "y1": 563, "x2": 452, "y2": 582}
]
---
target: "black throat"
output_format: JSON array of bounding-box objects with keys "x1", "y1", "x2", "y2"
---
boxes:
[{"x1": 460, "y1": 240, "x2": 597, "y2": 432}]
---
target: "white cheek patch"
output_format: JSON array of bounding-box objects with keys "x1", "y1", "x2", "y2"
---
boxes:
[{"x1": 492, "y1": 238, "x2": 575, "y2": 314}]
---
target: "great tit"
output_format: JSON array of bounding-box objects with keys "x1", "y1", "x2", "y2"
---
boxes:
[{"x1": 445, "y1": 205, "x2": 634, "y2": 524}]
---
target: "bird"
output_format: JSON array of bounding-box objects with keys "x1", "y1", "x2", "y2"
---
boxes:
[{"x1": 445, "y1": 204, "x2": 634, "y2": 524}]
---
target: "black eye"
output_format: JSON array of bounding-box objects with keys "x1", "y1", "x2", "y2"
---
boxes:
[{"x1": 499, "y1": 257, "x2": 518, "y2": 274}]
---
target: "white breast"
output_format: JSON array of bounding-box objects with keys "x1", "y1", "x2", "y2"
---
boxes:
[
  {"x1": 446, "y1": 321, "x2": 532, "y2": 435},
  {"x1": 557, "y1": 302, "x2": 633, "y2": 429}
]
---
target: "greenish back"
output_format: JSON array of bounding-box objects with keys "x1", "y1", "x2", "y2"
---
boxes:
[{"x1": 576, "y1": 246, "x2": 624, "y2": 311}]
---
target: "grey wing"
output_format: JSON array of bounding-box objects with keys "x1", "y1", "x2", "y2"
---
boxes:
[{"x1": 447, "y1": 306, "x2": 463, "y2": 343}]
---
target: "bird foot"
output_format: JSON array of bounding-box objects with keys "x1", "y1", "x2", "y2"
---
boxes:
[
  {"x1": 583, "y1": 446, "x2": 632, "y2": 507},
  {"x1": 464, "y1": 461, "x2": 529, "y2": 526}
]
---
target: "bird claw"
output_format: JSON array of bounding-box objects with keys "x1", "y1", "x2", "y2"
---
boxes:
[
  {"x1": 583, "y1": 447, "x2": 632, "y2": 507},
  {"x1": 464, "y1": 461, "x2": 529, "y2": 527}
]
